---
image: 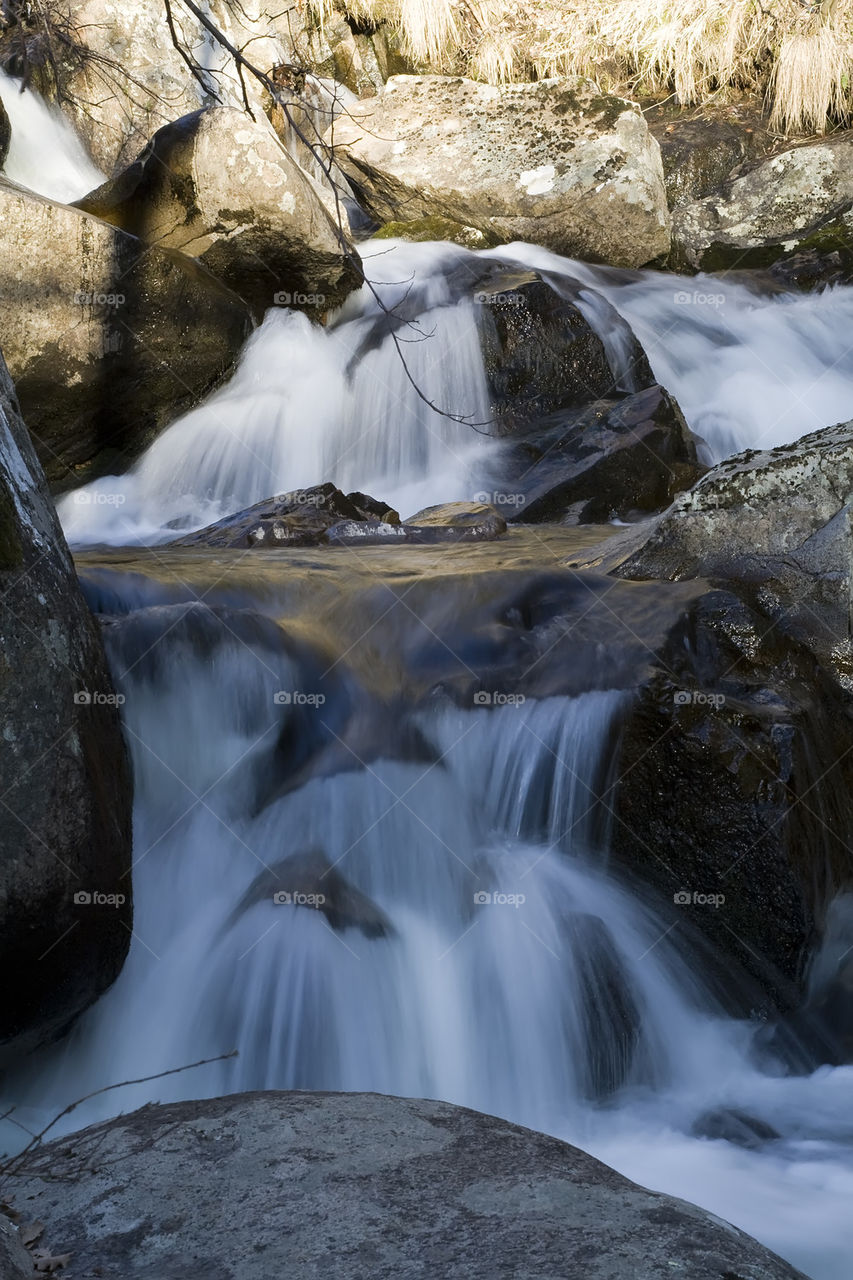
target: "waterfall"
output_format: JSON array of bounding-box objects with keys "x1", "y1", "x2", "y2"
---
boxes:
[
  {"x1": 0, "y1": 70, "x2": 105, "y2": 202},
  {"x1": 3, "y1": 584, "x2": 853, "y2": 1280},
  {"x1": 59, "y1": 238, "x2": 853, "y2": 547}
]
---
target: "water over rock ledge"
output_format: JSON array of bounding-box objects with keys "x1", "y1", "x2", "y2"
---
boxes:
[{"x1": 4, "y1": 1091, "x2": 807, "y2": 1280}]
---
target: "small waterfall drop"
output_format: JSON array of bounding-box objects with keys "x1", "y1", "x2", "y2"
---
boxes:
[
  {"x1": 0, "y1": 70, "x2": 105, "y2": 202},
  {"x1": 60, "y1": 238, "x2": 853, "y2": 547}
]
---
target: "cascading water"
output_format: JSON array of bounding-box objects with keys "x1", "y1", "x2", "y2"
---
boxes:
[
  {"x1": 60, "y1": 236, "x2": 853, "y2": 546},
  {"x1": 0, "y1": 70, "x2": 105, "y2": 202},
  {"x1": 3, "y1": 585, "x2": 853, "y2": 1280}
]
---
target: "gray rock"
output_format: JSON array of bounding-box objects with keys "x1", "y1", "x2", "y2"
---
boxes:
[
  {"x1": 500, "y1": 384, "x2": 703, "y2": 524},
  {"x1": 331, "y1": 75, "x2": 671, "y2": 267},
  {"x1": 10, "y1": 1091, "x2": 807, "y2": 1280},
  {"x1": 77, "y1": 107, "x2": 361, "y2": 322},
  {"x1": 0, "y1": 350, "x2": 132, "y2": 1062},
  {"x1": 403, "y1": 501, "x2": 507, "y2": 539},
  {"x1": 0, "y1": 177, "x2": 252, "y2": 491},
  {"x1": 171, "y1": 484, "x2": 398, "y2": 548},
  {"x1": 673, "y1": 132, "x2": 853, "y2": 272},
  {"x1": 0, "y1": 1216, "x2": 31, "y2": 1280},
  {"x1": 231, "y1": 849, "x2": 395, "y2": 938}
]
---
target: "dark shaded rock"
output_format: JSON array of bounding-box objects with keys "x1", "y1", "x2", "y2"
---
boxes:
[
  {"x1": 0, "y1": 349, "x2": 132, "y2": 1063},
  {"x1": 0, "y1": 178, "x2": 252, "y2": 492},
  {"x1": 76, "y1": 107, "x2": 361, "y2": 323},
  {"x1": 11, "y1": 1092, "x2": 807, "y2": 1279},
  {"x1": 562, "y1": 425, "x2": 853, "y2": 1018},
  {"x1": 170, "y1": 484, "x2": 394, "y2": 549},
  {"x1": 0, "y1": 95, "x2": 9, "y2": 168},
  {"x1": 231, "y1": 849, "x2": 395, "y2": 938},
  {"x1": 346, "y1": 491, "x2": 400, "y2": 523},
  {"x1": 476, "y1": 271, "x2": 640, "y2": 431},
  {"x1": 500, "y1": 384, "x2": 703, "y2": 523},
  {"x1": 692, "y1": 1108, "x2": 781, "y2": 1149},
  {"x1": 644, "y1": 101, "x2": 773, "y2": 209}
]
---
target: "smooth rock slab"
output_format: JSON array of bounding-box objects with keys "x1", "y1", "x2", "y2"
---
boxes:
[{"x1": 11, "y1": 1091, "x2": 806, "y2": 1279}]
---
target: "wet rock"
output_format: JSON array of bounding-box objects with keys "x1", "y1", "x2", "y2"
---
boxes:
[
  {"x1": 374, "y1": 217, "x2": 501, "y2": 248},
  {"x1": 0, "y1": 349, "x2": 132, "y2": 1063},
  {"x1": 0, "y1": 177, "x2": 252, "y2": 491},
  {"x1": 476, "y1": 271, "x2": 640, "y2": 431},
  {"x1": 404, "y1": 502, "x2": 507, "y2": 539},
  {"x1": 77, "y1": 107, "x2": 361, "y2": 322},
  {"x1": 12, "y1": 1092, "x2": 807, "y2": 1279},
  {"x1": 500, "y1": 384, "x2": 703, "y2": 523},
  {"x1": 692, "y1": 1108, "x2": 781, "y2": 1150},
  {"x1": 331, "y1": 75, "x2": 671, "y2": 266},
  {"x1": 171, "y1": 484, "x2": 397, "y2": 548},
  {"x1": 573, "y1": 425, "x2": 853, "y2": 1016},
  {"x1": 673, "y1": 133, "x2": 853, "y2": 274},
  {"x1": 232, "y1": 850, "x2": 395, "y2": 938}
]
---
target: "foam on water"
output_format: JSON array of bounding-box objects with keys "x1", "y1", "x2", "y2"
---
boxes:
[{"x1": 60, "y1": 238, "x2": 853, "y2": 547}]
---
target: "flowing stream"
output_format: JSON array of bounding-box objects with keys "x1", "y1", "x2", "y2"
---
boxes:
[
  {"x1": 6, "y1": 87, "x2": 853, "y2": 1280},
  {"x1": 0, "y1": 70, "x2": 105, "y2": 201}
]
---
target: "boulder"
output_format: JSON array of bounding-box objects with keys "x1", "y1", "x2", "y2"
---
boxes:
[
  {"x1": 0, "y1": 177, "x2": 252, "y2": 490},
  {"x1": 10, "y1": 1091, "x2": 807, "y2": 1279},
  {"x1": 403, "y1": 501, "x2": 507, "y2": 539},
  {"x1": 475, "y1": 271, "x2": 647, "y2": 431},
  {"x1": 564, "y1": 422, "x2": 853, "y2": 1022},
  {"x1": 499, "y1": 384, "x2": 703, "y2": 524},
  {"x1": 77, "y1": 107, "x2": 361, "y2": 321},
  {"x1": 331, "y1": 75, "x2": 671, "y2": 267},
  {"x1": 0, "y1": 350, "x2": 132, "y2": 1062},
  {"x1": 673, "y1": 133, "x2": 853, "y2": 273},
  {"x1": 614, "y1": 420, "x2": 853, "y2": 657},
  {"x1": 171, "y1": 484, "x2": 400, "y2": 548}
]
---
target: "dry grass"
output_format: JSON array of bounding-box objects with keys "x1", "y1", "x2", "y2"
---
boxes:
[{"x1": 305, "y1": 0, "x2": 853, "y2": 134}]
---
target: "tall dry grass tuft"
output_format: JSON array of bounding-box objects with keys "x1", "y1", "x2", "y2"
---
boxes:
[{"x1": 308, "y1": 0, "x2": 853, "y2": 134}]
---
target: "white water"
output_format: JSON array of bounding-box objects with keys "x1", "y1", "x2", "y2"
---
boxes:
[
  {"x1": 2, "y1": 617, "x2": 853, "y2": 1280},
  {"x1": 60, "y1": 237, "x2": 853, "y2": 547},
  {"x1": 0, "y1": 70, "x2": 104, "y2": 202}
]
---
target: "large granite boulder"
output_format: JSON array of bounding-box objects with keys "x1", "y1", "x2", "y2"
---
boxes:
[
  {"x1": 673, "y1": 133, "x2": 853, "y2": 272},
  {"x1": 0, "y1": 177, "x2": 252, "y2": 490},
  {"x1": 0, "y1": 350, "x2": 132, "y2": 1063},
  {"x1": 9, "y1": 1091, "x2": 806, "y2": 1279},
  {"x1": 331, "y1": 75, "x2": 671, "y2": 267},
  {"x1": 77, "y1": 107, "x2": 361, "y2": 321},
  {"x1": 170, "y1": 484, "x2": 400, "y2": 548}
]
